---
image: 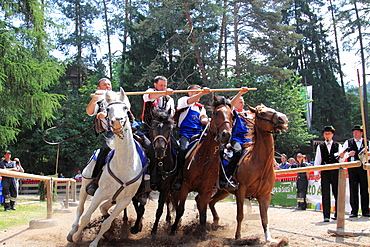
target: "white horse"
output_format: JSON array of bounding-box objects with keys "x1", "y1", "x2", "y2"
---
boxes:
[{"x1": 67, "y1": 88, "x2": 142, "y2": 247}]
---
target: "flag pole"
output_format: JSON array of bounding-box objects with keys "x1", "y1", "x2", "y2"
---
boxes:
[{"x1": 357, "y1": 69, "x2": 370, "y2": 193}]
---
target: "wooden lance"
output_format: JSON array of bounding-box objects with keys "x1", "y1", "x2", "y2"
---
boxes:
[{"x1": 90, "y1": 87, "x2": 257, "y2": 97}]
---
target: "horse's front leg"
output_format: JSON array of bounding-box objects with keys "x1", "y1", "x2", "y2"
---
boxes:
[
  {"x1": 197, "y1": 190, "x2": 213, "y2": 238},
  {"x1": 235, "y1": 187, "x2": 245, "y2": 239},
  {"x1": 170, "y1": 188, "x2": 188, "y2": 235},
  {"x1": 89, "y1": 196, "x2": 132, "y2": 247},
  {"x1": 72, "y1": 189, "x2": 105, "y2": 243},
  {"x1": 67, "y1": 180, "x2": 88, "y2": 242},
  {"x1": 258, "y1": 193, "x2": 277, "y2": 243},
  {"x1": 209, "y1": 189, "x2": 230, "y2": 226},
  {"x1": 131, "y1": 197, "x2": 145, "y2": 234},
  {"x1": 152, "y1": 188, "x2": 170, "y2": 235}
]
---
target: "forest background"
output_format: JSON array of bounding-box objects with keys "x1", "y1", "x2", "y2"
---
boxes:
[{"x1": 0, "y1": 0, "x2": 369, "y2": 177}]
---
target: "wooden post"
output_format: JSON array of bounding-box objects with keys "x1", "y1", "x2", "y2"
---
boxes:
[
  {"x1": 336, "y1": 168, "x2": 346, "y2": 230},
  {"x1": 46, "y1": 180, "x2": 53, "y2": 219},
  {"x1": 71, "y1": 180, "x2": 76, "y2": 202},
  {"x1": 65, "y1": 180, "x2": 70, "y2": 209}
]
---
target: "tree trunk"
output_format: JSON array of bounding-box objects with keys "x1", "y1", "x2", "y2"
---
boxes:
[
  {"x1": 103, "y1": 0, "x2": 113, "y2": 79},
  {"x1": 354, "y1": 0, "x2": 368, "y2": 129},
  {"x1": 329, "y1": 0, "x2": 345, "y2": 96},
  {"x1": 183, "y1": 1, "x2": 207, "y2": 83},
  {"x1": 233, "y1": 2, "x2": 241, "y2": 79}
]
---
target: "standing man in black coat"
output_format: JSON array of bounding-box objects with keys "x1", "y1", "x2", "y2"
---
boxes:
[
  {"x1": 314, "y1": 126, "x2": 342, "y2": 222},
  {"x1": 340, "y1": 125, "x2": 370, "y2": 218}
]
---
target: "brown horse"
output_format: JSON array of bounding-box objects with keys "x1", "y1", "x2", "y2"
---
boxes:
[
  {"x1": 209, "y1": 104, "x2": 288, "y2": 243},
  {"x1": 170, "y1": 95, "x2": 233, "y2": 236}
]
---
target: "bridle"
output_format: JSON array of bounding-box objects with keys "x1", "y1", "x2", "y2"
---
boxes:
[
  {"x1": 106, "y1": 101, "x2": 129, "y2": 139},
  {"x1": 210, "y1": 104, "x2": 232, "y2": 140},
  {"x1": 151, "y1": 119, "x2": 173, "y2": 160}
]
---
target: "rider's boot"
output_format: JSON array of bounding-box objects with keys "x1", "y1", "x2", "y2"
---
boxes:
[
  {"x1": 173, "y1": 150, "x2": 186, "y2": 191},
  {"x1": 86, "y1": 146, "x2": 110, "y2": 196}
]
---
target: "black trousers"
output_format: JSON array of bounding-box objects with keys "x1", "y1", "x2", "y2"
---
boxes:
[
  {"x1": 348, "y1": 166, "x2": 369, "y2": 215},
  {"x1": 297, "y1": 177, "x2": 308, "y2": 209},
  {"x1": 2, "y1": 178, "x2": 17, "y2": 199},
  {"x1": 321, "y1": 170, "x2": 339, "y2": 219}
]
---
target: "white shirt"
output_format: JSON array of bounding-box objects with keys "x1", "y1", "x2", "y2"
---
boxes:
[
  {"x1": 314, "y1": 140, "x2": 342, "y2": 175},
  {"x1": 143, "y1": 88, "x2": 175, "y2": 117},
  {"x1": 340, "y1": 138, "x2": 368, "y2": 162}
]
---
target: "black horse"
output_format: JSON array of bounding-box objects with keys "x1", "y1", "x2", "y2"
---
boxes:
[{"x1": 131, "y1": 108, "x2": 177, "y2": 235}]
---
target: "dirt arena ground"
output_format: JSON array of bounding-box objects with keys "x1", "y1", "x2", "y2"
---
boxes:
[{"x1": 1, "y1": 192, "x2": 369, "y2": 247}]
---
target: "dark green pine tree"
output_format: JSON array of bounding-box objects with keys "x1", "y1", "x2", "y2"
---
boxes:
[
  {"x1": 282, "y1": 0, "x2": 350, "y2": 136},
  {"x1": 0, "y1": 0, "x2": 65, "y2": 147}
]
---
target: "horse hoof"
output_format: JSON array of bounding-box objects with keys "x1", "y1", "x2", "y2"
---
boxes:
[
  {"x1": 235, "y1": 233, "x2": 241, "y2": 240},
  {"x1": 66, "y1": 233, "x2": 73, "y2": 242},
  {"x1": 130, "y1": 227, "x2": 139, "y2": 234},
  {"x1": 169, "y1": 230, "x2": 176, "y2": 236}
]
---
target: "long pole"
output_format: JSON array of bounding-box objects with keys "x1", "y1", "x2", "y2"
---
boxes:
[
  {"x1": 90, "y1": 87, "x2": 257, "y2": 97},
  {"x1": 357, "y1": 69, "x2": 370, "y2": 195}
]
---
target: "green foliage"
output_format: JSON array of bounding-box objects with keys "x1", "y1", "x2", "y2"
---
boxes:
[
  {"x1": 282, "y1": 0, "x2": 351, "y2": 136},
  {"x1": 0, "y1": 0, "x2": 65, "y2": 147}
]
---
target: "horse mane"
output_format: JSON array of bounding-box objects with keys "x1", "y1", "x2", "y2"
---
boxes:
[
  {"x1": 152, "y1": 108, "x2": 174, "y2": 125},
  {"x1": 212, "y1": 95, "x2": 231, "y2": 108}
]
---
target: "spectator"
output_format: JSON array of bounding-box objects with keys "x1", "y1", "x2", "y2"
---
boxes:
[
  {"x1": 0, "y1": 150, "x2": 24, "y2": 211},
  {"x1": 295, "y1": 153, "x2": 309, "y2": 210},
  {"x1": 273, "y1": 158, "x2": 280, "y2": 170},
  {"x1": 74, "y1": 170, "x2": 82, "y2": 179},
  {"x1": 314, "y1": 126, "x2": 342, "y2": 222},
  {"x1": 339, "y1": 125, "x2": 370, "y2": 218},
  {"x1": 288, "y1": 157, "x2": 297, "y2": 168},
  {"x1": 279, "y1": 154, "x2": 290, "y2": 169}
]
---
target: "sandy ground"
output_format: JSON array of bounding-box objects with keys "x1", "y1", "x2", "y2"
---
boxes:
[{"x1": 1, "y1": 192, "x2": 370, "y2": 247}]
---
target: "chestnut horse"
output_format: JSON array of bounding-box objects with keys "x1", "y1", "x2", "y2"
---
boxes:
[
  {"x1": 170, "y1": 95, "x2": 233, "y2": 236},
  {"x1": 209, "y1": 104, "x2": 288, "y2": 242}
]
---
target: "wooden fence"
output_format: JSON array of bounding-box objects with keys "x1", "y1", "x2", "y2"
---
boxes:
[{"x1": 0, "y1": 170, "x2": 76, "y2": 219}]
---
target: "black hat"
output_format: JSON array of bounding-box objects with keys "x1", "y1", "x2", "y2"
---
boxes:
[
  {"x1": 322, "y1": 126, "x2": 335, "y2": 133},
  {"x1": 352, "y1": 125, "x2": 363, "y2": 132},
  {"x1": 4, "y1": 150, "x2": 11, "y2": 155}
]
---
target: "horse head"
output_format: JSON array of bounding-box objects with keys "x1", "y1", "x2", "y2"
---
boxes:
[
  {"x1": 210, "y1": 94, "x2": 233, "y2": 145},
  {"x1": 105, "y1": 88, "x2": 131, "y2": 138},
  {"x1": 151, "y1": 108, "x2": 174, "y2": 159},
  {"x1": 248, "y1": 104, "x2": 288, "y2": 133}
]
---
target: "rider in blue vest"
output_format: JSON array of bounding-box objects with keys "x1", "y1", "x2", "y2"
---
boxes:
[
  {"x1": 221, "y1": 87, "x2": 252, "y2": 190},
  {"x1": 172, "y1": 85, "x2": 211, "y2": 190}
]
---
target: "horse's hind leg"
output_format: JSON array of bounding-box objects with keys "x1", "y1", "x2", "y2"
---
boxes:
[
  {"x1": 209, "y1": 190, "x2": 230, "y2": 226},
  {"x1": 258, "y1": 194, "x2": 277, "y2": 243},
  {"x1": 131, "y1": 197, "x2": 145, "y2": 234},
  {"x1": 67, "y1": 180, "x2": 89, "y2": 242},
  {"x1": 100, "y1": 200, "x2": 113, "y2": 218}
]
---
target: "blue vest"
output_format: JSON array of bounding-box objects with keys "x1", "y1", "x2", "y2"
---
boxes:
[
  {"x1": 179, "y1": 107, "x2": 203, "y2": 139},
  {"x1": 231, "y1": 110, "x2": 251, "y2": 145}
]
